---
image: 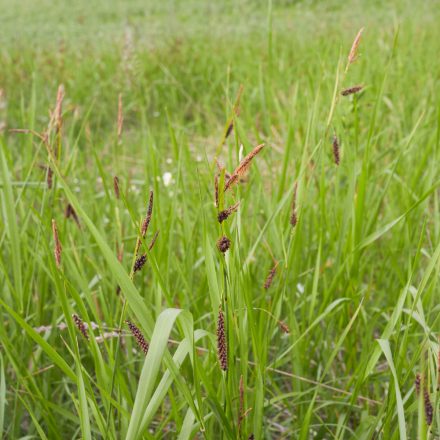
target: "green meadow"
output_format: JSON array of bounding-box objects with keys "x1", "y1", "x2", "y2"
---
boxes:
[{"x1": 1, "y1": 0, "x2": 440, "y2": 438}]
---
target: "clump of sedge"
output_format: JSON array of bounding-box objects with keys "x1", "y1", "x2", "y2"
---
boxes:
[
  {"x1": 216, "y1": 307, "x2": 228, "y2": 371},
  {"x1": 125, "y1": 320, "x2": 149, "y2": 355},
  {"x1": 217, "y1": 236, "x2": 231, "y2": 253},
  {"x1": 72, "y1": 314, "x2": 89, "y2": 340}
]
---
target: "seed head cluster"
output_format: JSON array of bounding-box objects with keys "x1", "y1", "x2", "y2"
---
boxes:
[
  {"x1": 72, "y1": 314, "x2": 89, "y2": 340},
  {"x1": 332, "y1": 135, "x2": 340, "y2": 166},
  {"x1": 423, "y1": 386, "x2": 433, "y2": 425},
  {"x1": 217, "y1": 236, "x2": 231, "y2": 253},
  {"x1": 216, "y1": 307, "x2": 228, "y2": 371},
  {"x1": 125, "y1": 320, "x2": 149, "y2": 355}
]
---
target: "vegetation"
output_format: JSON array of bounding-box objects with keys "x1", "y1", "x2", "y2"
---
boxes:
[{"x1": 1, "y1": 0, "x2": 440, "y2": 438}]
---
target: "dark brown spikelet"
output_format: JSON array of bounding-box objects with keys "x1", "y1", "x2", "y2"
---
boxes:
[
  {"x1": 225, "y1": 121, "x2": 234, "y2": 139},
  {"x1": 290, "y1": 182, "x2": 298, "y2": 227},
  {"x1": 133, "y1": 231, "x2": 160, "y2": 274},
  {"x1": 248, "y1": 435, "x2": 255, "y2": 440},
  {"x1": 279, "y1": 320, "x2": 290, "y2": 334},
  {"x1": 46, "y1": 166, "x2": 53, "y2": 189},
  {"x1": 51, "y1": 219, "x2": 62, "y2": 268},
  {"x1": 217, "y1": 307, "x2": 228, "y2": 371},
  {"x1": 332, "y1": 135, "x2": 340, "y2": 166},
  {"x1": 238, "y1": 375, "x2": 245, "y2": 429},
  {"x1": 113, "y1": 176, "x2": 120, "y2": 199},
  {"x1": 224, "y1": 143, "x2": 265, "y2": 191},
  {"x1": 125, "y1": 320, "x2": 149, "y2": 355},
  {"x1": 65, "y1": 203, "x2": 80, "y2": 228},
  {"x1": 423, "y1": 386, "x2": 433, "y2": 425},
  {"x1": 141, "y1": 190, "x2": 154, "y2": 237},
  {"x1": 218, "y1": 201, "x2": 240, "y2": 223},
  {"x1": 415, "y1": 373, "x2": 421, "y2": 395},
  {"x1": 264, "y1": 262, "x2": 278, "y2": 290},
  {"x1": 217, "y1": 236, "x2": 231, "y2": 253},
  {"x1": 341, "y1": 85, "x2": 364, "y2": 96},
  {"x1": 72, "y1": 314, "x2": 89, "y2": 340},
  {"x1": 214, "y1": 174, "x2": 219, "y2": 208}
]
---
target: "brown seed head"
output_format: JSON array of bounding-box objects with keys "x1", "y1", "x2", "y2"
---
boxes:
[
  {"x1": 217, "y1": 307, "x2": 228, "y2": 371},
  {"x1": 141, "y1": 190, "x2": 154, "y2": 237},
  {"x1": 72, "y1": 314, "x2": 89, "y2": 340},
  {"x1": 341, "y1": 85, "x2": 364, "y2": 96},
  {"x1": 248, "y1": 435, "x2": 255, "y2": 440},
  {"x1": 133, "y1": 231, "x2": 159, "y2": 274},
  {"x1": 290, "y1": 182, "x2": 298, "y2": 227},
  {"x1": 333, "y1": 135, "x2": 340, "y2": 166},
  {"x1": 279, "y1": 320, "x2": 290, "y2": 334},
  {"x1": 51, "y1": 219, "x2": 62, "y2": 268},
  {"x1": 264, "y1": 263, "x2": 278, "y2": 290},
  {"x1": 224, "y1": 143, "x2": 265, "y2": 191},
  {"x1": 55, "y1": 84, "x2": 64, "y2": 134},
  {"x1": 214, "y1": 174, "x2": 219, "y2": 208},
  {"x1": 113, "y1": 176, "x2": 120, "y2": 199},
  {"x1": 125, "y1": 320, "x2": 149, "y2": 355},
  {"x1": 65, "y1": 203, "x2": 80, "y2": 228},
  {"x1": 217, "y1": 236, "x2": 231, "y2": 253},
  {"x1": 217, "y1": 201, "x2": 240, "y2": 223},
  {"x1": 423, "y1": 386, "x2": 433, "y2": 425},
  {"x1": 415, "y1": 373, "x2": 421, "y2": 395},
  {"x1": 238, "y1": 375, "x2": 245, "y2": 429},
  {"x1": 347, "y1": 28, "x2": 364, "y2": 66}
]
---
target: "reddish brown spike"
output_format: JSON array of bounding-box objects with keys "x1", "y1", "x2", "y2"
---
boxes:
[
  {"x1": 113, "y1": 176, "x2": 120, "y2": 199},
  {"x1": 290, "y1": 182, "x2": 298, "y2": 227},
  {"x1": 263, "y1": 262, "x2": 278, "y2": 290},
  {"x1": 72, "y1": 314, "x2": 89, "y2": 340},
  {"x1": 216, "y1": 307, "x2": 228, "y2": 371},
  {"x1": 347, "y1": 28, "x2": 364, "y2": 66},
  {"x1": 332, "y1": 135, "x2": 340, "y2": 166},
  {"x1": 423, "y1": 386, "x2": 433, "y2": 425},
  {"x1": 117, "y1": 93, "x2": 123, "y2": 140},
  {"x1": 341, "y1": 85, "x2": 364, "y2": 96},
  {"x1": 216, "y1": 236, "x2": 231, "y2": 253},
  {"x1": 217, "y1": 201, "x2": 240, "y2": 223},
  {"x1": 125, "y1": 320, "x2": 149, "y2": 355},
  {"x1": 224, "y1": 144, "x2": 265, "y2": 191}
]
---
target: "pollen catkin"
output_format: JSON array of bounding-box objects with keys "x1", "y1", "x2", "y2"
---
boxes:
[
  {"x1": 51, "y1": 219, "x2": 62, "y2": 268},
  {"x1": 113, "y1": 176, "x2": 120, "y2": 199},
  {"x1": 347, "y1": 28, "x2": 364, "y2": 66},
  {"x1": 423, "y1": 386, "x2": 433, "y2": 425},
  {"x1": 47, "y1": 167, "x2": 53, "y2": 189},
  {"x1": 217, "y1": 236, "x2": 231, "y2": 253},
  {"x1": 125, "y1": 320, "x2": 149, "y2": 355},
  {"x1": 217, "y1": 202, "x2": 240, "y2": 223},
  {"x1": 224, "y1": 143, "x2": 265, "y2": 191},
  {"x1": 333, "y1": 135, "x2": 340, "y2": 166},
  {"x1": 217, "y1": 307, "x2": 228, "y2": 371},
  {"x1": 263, "y1": 263, "x2": 278, "y2": 290},
  {"x1": 341, "y1": 85, "x2": 364, "y2": 96},
  {"x1": 72, "y1": 314, "x2": 89, "y2": 340}
]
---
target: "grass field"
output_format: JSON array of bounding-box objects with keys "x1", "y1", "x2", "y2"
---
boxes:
[{"x1": 1, "y1": 0, "x2": 440, "y2": 438}]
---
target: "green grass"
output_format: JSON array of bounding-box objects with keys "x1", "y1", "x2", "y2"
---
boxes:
[{"x1": 1, "y1": 0, "x2": 440, "y2": 438}]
